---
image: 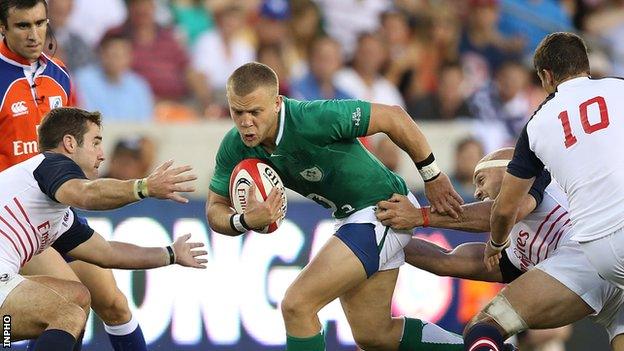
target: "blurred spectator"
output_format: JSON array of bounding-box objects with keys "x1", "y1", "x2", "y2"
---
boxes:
[
  {"x1": 498, "y1": 0, "x2": 573, "y2": 59},
  {"x1": 313, "y1": 0, "x2": 392, "y2": 58},
  {"x1": 291, "y1": 36, "x2": 352, "y2": 100},
  {"x1": 256, "y1": 0, "x2": 291, "y2": 47},
  {"x1": 583, "y1": 0, "x2": 624, "y2": 76},
  {"x1": 115, "y1": 0, "x2": 211, "y2": 114},
  {"x1": 253, "y1": 0, "x2": 300, "y2": 80},
  {"x1": 76, "y1": 32, "x2": 154, "y2": 122},
  {"x1": 588, "y1": 48, "x2": 613, "y2": 78},
  {"x1": 67, "y1": 0, "x2": 127, "y2": 47},
  {"x1": 257, "y1": 44, "x2": 291, "y2": 96},
  {"x1": 170, "y1": 0, "x2": 215, "y2": 47},
  {"x1": 381, "y1": 10, "x2": 421, "y2": 94},
  {"x1": 460, "y1": 0, "x2": 524, "y2": 89},
  {"x1": 386, "y1": 6, "x2": 462, "y2": 105},
  {"x1": 336, "y1": 33, "x2": 405, "y2": 106},
  {"x1": 289, "y1": 0, "x2": 325, "y2": 80},
  {"x1": 103, "y1": 136, "x2": 156, "y2": 180},
  {"x1": 192, "y1": 4, "x2": 255, "y2": 105},
  {"x1": 407, "y1": 61, "x2": 472, "y2": 120},
  {"x1": 469, "y1": 60, "x2": 530, "y2": 152},
  {"x1": 451, "y1": 137, "x2": 484, "y2": 202},
  {"x1": 47, "y1": 0, "x2": 94, "y2": 71}
]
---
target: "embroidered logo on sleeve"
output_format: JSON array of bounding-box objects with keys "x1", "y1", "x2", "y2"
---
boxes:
[{"x1": 352, "y1": 107, "x2": 361, "y2": 127}]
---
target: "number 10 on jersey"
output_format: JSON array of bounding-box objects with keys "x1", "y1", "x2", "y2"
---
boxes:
[{"x1": 557, "y1": 96, "x2": 610, "y2": 148}]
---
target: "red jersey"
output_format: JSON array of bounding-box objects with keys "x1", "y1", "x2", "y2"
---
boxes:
[{"x1": 0, "y1": 40, "x2": 74, "y2": 171}]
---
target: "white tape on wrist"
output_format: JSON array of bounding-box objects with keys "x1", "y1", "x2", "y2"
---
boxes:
[
  {"x1": 132, "y1": 179, "x2": 141, "y2": 200},
  {"x1": 232, "y1": 214, "x2": 246, "y2": 233},
  {"x1": 419, "y1": 160, "x2": 441, "y2": 182}
]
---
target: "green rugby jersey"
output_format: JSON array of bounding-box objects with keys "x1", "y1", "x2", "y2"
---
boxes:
[{"x1": 209, "y1": 97, "x2": 408, "y2": 218}]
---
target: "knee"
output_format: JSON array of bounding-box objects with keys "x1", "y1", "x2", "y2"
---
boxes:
[
  {"x1": 93, "y1": 289, "x2": 132, "y2": 325},
  {"x1": 68, "y1": 281, "x2": 91, "y2": 312},
  {"x1": 280, "y1": 289, "x2": 315, "y2": 322}
]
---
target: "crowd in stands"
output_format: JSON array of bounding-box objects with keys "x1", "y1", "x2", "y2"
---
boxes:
[{"x1": 44, "y1": 0, "x2": 624, "y2": 197}]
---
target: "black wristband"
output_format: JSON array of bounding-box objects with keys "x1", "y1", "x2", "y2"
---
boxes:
[
  {"x1": 240, "y1": 213, "x2": 252, "y2": 231},
  {"x1": 166, "y1": 245, "x2": 175, "y2": 265},
  {"x1": 415, "y1": 153, "x2": 435, "y2": 169}
]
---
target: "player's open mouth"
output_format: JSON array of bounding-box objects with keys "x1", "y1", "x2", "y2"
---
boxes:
[{"x1": 244, "y1": 134, "x2": 256, "y2": 141}]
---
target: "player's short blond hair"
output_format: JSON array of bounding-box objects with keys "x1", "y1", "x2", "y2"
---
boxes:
[{"x1": 227, "y1": 62, "x2": 279, "y2": 97}]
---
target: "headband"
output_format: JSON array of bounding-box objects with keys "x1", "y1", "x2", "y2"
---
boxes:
[{"x1": 473, "y1": 159, "x2": 510, "y2": 174}]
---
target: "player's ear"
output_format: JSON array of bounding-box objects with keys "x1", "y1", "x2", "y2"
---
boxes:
[
  {"x1": 62, "y1": 134, "x2": 77, "y2": 153},
  {"x1": 275, "y1": 94, "x2": 282, "y2": 113}
]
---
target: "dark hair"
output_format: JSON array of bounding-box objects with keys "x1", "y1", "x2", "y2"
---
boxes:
[
  {"x1": 98, "y1": 29, "x2": 130, "y2": 49},
  {"x1": 0, "y1": 0, "x2": 47, "y2": 26},
  {"x1": 227, "y1": 62, "x2": 278, "y2": 97},
  {"x1": 533, "y1": 32, "x2": 590, "y2": 83},
  {"x1": 38, "y1": 108, "x2": 102, "y2": 152}
]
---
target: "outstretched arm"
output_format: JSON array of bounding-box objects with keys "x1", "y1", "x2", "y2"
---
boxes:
[
  {"x1": 68, "y1": 232, "x2": 207, "y2": 269},
  {"x1": 55, "y1": 160, "x2": 197, "y2": 210},
  {"x1": 366, "y1": 103, "x2": 464, "y2": 217},
  {"x1": 377, "y1": 193, "x2": 536, "y2": 232}
]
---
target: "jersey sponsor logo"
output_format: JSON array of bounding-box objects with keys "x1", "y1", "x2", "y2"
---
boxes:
[
  {"x1": 36, "y1": 220, "x2": 52, "y2": 251},
  {"x1": 48, "y1": 96, "x2": 62, "y2": 109},
  {"x1": 12, "y1": 140, "x2": 38, "y2": 156},
  {"x1": 0, "y1": 274, "x2": 9, "y2": 283},
  {"x1": 352, "y1": 107, "x2": 361, "y2": 127},
  {"x1": 10, "y1": 101, "x2": 28, "y2": 117},
  {"x1": 299, "y1": 166, "x2": 323, "y2": 182},
  {"x1": 513, "y1": 230, "x2": 532, "y2": 271}
]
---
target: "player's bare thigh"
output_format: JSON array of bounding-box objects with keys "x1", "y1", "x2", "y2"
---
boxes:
[
  {"x1": 340, "y1": 268, "x2": 403, "y2": 351},
  {"x1": 467, "y1": 268, "x2": 592, "y2": 336},
  {"x1": 1, "y1": 277, "x2": 88, "y2": 340},
  {"x1": 404, "y1": 239, "x2": 503, "y2": 282},
  {"x1": 20, "y1": 247, "x2": 80, "y2": 282},
  {"x1": 281, "y1": 236, "x2": 368, "y2": 335}
]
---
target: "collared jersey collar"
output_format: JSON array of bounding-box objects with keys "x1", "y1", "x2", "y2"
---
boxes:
[
  {"x1": 0, "y1": 39, "x2": 46, "y2": 67},
  {"x1": 557, "y1": 76, "x2": 590, "y2": 91},
  {"x1": 275, "y1": 98, "x2": 286, "y2": 146}
]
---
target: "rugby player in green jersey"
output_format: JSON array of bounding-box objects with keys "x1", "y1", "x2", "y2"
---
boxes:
[{"x1": 206, "y1": 62, "x2": 464, "y2": 351}]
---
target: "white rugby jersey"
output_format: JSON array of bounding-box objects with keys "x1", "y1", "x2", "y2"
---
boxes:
[
  {"x1": 508, "y1": 77, "x2": 624, "y2": 242},
  {"x1": 505, "y1": 179, "x2": 572, "y2": 272},
  {"x1": 0, "y1": 153, "x2": 93, "y2": 273}
]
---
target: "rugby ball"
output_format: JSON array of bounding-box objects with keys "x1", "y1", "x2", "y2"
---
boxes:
[{"x1": 229, "y1": 158, "x2": 287, "y2": 233}]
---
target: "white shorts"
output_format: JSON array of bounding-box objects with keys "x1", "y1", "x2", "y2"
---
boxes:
[
  {"x1": 0, "y1": 272, "x2": 25, "y2": 308},
  {"x1": 578, "y1": 227, "x2": 624, "y2": 291},
  {"x1": 536, "y1": 241, "x2": 624, "y2": 341},
  {"x1": 334, "y1": 193, "x2": 418, "y2": 277}
]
